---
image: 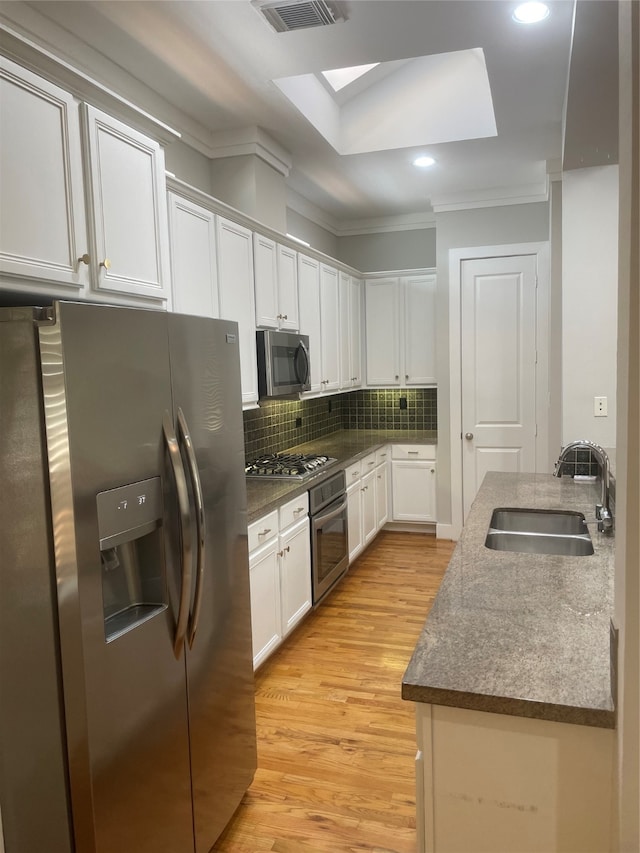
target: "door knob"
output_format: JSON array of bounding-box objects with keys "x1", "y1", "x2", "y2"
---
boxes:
[{"x1": 465, "y1": 432, "x2": 474, "y2": 440}]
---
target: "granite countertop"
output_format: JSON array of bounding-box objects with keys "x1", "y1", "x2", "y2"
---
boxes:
[
  {"x1": 245, "y1": 428, "x2": 437, "y2": 523},
  {"x1": 402, "y1": 471, "x2": 616, "y2": 728}
]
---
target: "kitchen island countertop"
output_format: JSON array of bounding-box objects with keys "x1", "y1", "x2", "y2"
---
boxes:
[
  {"x1": 402, "y1": 471, "x2": 615, "y2": 728},
  {"x1": 245, "y1": 428, "x2": 437, "y2": 523}
]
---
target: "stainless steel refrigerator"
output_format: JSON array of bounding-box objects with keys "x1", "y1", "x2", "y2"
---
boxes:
[{"x1": 0, "y1": 301, "x2": 257, "y2": 853}]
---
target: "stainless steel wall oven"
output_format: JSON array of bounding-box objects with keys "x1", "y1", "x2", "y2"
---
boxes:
[{"x1": 309, "y1": 471, "x2": 348, "y2": 604}]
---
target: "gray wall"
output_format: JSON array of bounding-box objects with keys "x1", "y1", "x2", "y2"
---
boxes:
[
  {"x1": 164, "y1": 140, "x2": 213, "y2": 194},
  {"x1": 286, "y1": 209, "x2": 338, "y2": 258},
  {"x1": 336, "y1": 228, "x2": 436, "y2": 272},
  {"x1": 434, "y1": 202, "x2": 550, "y2": 526}
]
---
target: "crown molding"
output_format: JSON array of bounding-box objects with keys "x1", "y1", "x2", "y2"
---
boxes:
[
  {"x1": 206, "y1": 127, "x2": 292, "y2": 177},
  {"x1": 286, "y1": 189, "x2": 341, "y2": 235},
  {"x1": 0, "y1": 20, "x2": 181, "y2": 143},
  {"x1": 431, "y1": 182, "x2": 549, "y2": 213},
  {"x1": 335, "y1": 212, "x2": 436, "y2": 236}
]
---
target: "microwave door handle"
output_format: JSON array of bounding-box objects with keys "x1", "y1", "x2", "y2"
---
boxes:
[
  {"x1": 163, "y1": 411, "x2": 193, "y2": 659},
  {"x1": 312, "y1": 496, "x2": 348, "y2": 530},
  {"x1": 177, "y1": 408, "x2": 206, "y2": 650},
  {"x1": 295, "y1": 340, "x2": 310, "y2": 387}
]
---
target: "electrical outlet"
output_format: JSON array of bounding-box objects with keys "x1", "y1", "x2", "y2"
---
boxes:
[{"x1": 594, "y1": 396, "x2": 608, "y2": 417}]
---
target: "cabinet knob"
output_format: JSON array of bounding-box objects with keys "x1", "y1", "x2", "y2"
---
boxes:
[
  {"x1": 405, "y1": 374, "x2": 409, "y2": 380},
  {"x1": 99, "y1": 258, "x2": 112, "y2": 271},
  {"x1": 465, "y1": 432, "x2": 474, "y2": 440},
  {"x1": 395, "y1": 375, "x2": 399, "y2": 380},
  {"x1": 277, "y1": 550, "x2": 284, "y2": 557},
  {"x1": 285, "y1": 545, "x2": 290, "y2": 553},
  {"x1": 77, "y1": 253, "x2": 90, "y2": 266}
]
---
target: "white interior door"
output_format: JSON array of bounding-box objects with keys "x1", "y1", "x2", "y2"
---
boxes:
[{"x1": 461, "y1": 255, "x2": 538, "y2": 518}]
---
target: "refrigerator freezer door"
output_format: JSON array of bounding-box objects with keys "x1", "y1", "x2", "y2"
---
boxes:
[
  {"x1": 42, "y1": 302, "x2": 194, "y2": 853},
  {"x1": 0, "y1": 312, "x2": 73, "y2": 853},
  {"x1": 168, "y1": 313, "x2": 257, "y2": 852}
]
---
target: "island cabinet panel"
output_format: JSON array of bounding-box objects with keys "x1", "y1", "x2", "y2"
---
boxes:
[{"x1": 415, "y1": 703, "x2": 615, "y2": 853}]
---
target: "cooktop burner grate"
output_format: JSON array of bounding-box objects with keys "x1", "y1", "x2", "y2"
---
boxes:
[{"x1": 245, "y1": 452, "x2": 337, "y2": 480}]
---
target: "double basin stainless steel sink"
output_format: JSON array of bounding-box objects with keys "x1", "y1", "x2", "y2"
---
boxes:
[{"x1": 485, "y1": 508, "x2": 594, "y2": 556}]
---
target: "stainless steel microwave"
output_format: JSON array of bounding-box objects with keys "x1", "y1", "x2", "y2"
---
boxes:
[{"x1": 256, "y1": 330, "x2": 311, "y2": 398}]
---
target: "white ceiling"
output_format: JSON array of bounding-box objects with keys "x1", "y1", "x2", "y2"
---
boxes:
[{"x1": 1, "y1": 1, "x2": 618, "y2": 226}]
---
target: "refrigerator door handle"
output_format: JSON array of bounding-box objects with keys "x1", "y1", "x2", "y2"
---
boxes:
[
  {"x1": 163, "y1": 410, "x2": 193, "y2": 658},
  {"x1": 177, "y1": 407, "x2": 206, "y2": 649}
]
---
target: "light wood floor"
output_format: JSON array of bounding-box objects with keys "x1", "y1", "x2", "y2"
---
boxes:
[{"x1": 214, "y1": 530, "x2": 453, "y2": 853}]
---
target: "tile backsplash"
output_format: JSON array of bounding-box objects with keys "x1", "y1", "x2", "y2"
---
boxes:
[
  {"x1": 243, "y1": 389, "x2": 437, "y2": 460},
  {"x1": 342, "y1": 388, "x2": 437, "y2": 431}
]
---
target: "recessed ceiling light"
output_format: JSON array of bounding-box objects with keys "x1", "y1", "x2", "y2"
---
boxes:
[
  {"x1": 512, "y1": 2, "x2": 550, "y2": 24},
  {"x1": 413, "y1": 156, "x2": 436, "y2": 168}
]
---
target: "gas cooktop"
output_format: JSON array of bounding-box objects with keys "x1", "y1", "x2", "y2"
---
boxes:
[{"x1": 245, "y1": 452, "x2": 337, "y2": 481}]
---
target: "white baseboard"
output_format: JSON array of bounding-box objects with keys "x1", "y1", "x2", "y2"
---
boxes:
[{"x1": 436, "y1": 522, "x2": 458, "y2": 541}]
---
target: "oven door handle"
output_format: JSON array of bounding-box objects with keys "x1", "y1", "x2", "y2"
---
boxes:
[{"x1": 312, "y1": 496, "x2": 348, "y2": 530}]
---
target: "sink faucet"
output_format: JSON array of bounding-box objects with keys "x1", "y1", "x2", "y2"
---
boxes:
[{"x1": 553, "y1": 440, "x2": 613, "y2": 533}]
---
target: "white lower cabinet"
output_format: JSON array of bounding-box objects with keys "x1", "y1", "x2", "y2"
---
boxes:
[
  {"x1": 248, "y1": 495, "x2": 311, "y2": 669},
  {"x1": 346, "y1": 448, "x2": 389, "y2": 562},
  {"x1": 375, "y1": 448, "x2": 390, "y2": 528},
  {"x1": 415, "y1": 703, "x2": 614, "y2": 853},
  {"x1": 391, "y1": 445, "x2": 437, "y2": 523}
]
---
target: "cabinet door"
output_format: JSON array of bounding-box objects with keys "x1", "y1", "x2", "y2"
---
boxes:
[
  {"x1": 277, "y1": 244, "x2": 299, "y2": 331},
  {"x1": 347, "y1": 482, "x2": 363, "y2": 562},
  {"x1": 361, "y1": 469, "x2": 377, "y2": 545},
  {"x1": 249, "y1": 542, "x2": 281, "y2": 669},
  {"x1": 0, "y1": 58, "x2": 89, "y2": 293},
  {"x1": 253, "y1": 233, "x2": 278, "y2": 329},
  {"x1": 216, "y1": 217, "x2": 258, "y2": 406},
  {"x1": 320, "y1": 263, "x2": 340, "y2": 391},
  {"x1": 280, "y1": 518, "x2": 311, "y2": 636},
  {"x1": 365, "y1": 278, "x2": 401, "y2": 385},
  {"x1": 392, "y1": 461, "x2": 437, "y2": 522},
  {"x1": 350, "y1": 277, "x2": 363, "y2": 388},
  {"x1": 167, "y1": 193, "x2": 218, "y2": 317},
  {"x1": 298, "y1": 253, "x2": 322, "y2": 394},
  {"x1": 339, "y1": 271, "x2": 352, "y2": 390},
  {"x1": 404, "y1": 273, "x2": 437, "y2": 385},
  {"x1": 83, "y1": 105, "x2": 170, "y2": 302},
  {"x1": 375, "y1": 462, "x2": 389, "y2": 530}
]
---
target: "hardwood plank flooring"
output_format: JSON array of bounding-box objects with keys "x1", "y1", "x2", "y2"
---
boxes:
[{"x1": 214, "y1": 530, "x2": 453, "y2": 853}]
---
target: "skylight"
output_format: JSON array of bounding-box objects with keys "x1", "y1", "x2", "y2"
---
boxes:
[{"x1": 321, "y1": 63, "x2": 379, "y2": 92}]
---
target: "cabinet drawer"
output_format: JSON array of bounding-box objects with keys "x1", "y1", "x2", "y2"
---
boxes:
[
  {"x1": 361, "y1": 451, "x2": 377, "y2": 474},
  {"x1": 345, "y1": 460, "x2": 362, "y2": 484},
  {"x1": 279, "y1": 492, "x2": 309, "y2": 529},
  {"x1": 375, "y1": 446, "x2": 390, "y2": 466},
  {"x1": 248, "y1": 510, "x2": 278, "y2": 552},
  {"x1": 391, "y1": 444, "x2": 436, "y2": 461}
]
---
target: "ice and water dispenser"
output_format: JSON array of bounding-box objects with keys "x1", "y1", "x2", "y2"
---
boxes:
[{"x1": 97, "y1": 477, "x2": 167, "y2": 642}]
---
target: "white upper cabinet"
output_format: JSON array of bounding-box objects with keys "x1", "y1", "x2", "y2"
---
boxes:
[
  {"x1": 276, "y1": 244, "x2": 299, "y2": 331},
  {"x1": 364, "y1": 277, "x2": 401, "y2": 385},
  {"x1": 216, "y1": 216, "x2": 258, "y2": 406},
  {"x1": 403, "y1": 273, "x2": 437, "y2": 385},
  {"x1": 167, "y1": 193, "x2": 219, "y2": 318},
  {"x1": 298, "y1": 252, "x2": 322, "y2": 394},
  {"x1": 0, "y1": 58, "x2": 89, "y2": 295},
  {"x1": 83, "y1": 105, "x2": 170, "y2": 302},
  {"x1": 319, "y1": 263, "x2": 340, "y2": 391},
  {"x1": 0, "y1": 58, "x2": 170, "y2": 305},
  {"x1": 253, "y1": 235, "x2": 299, "y2": 331},
  {"x1": 365, "y1": 272, "x2": 436, "y2": 387},
  {"x1": 253, "y1": 233, "x2": 278, "y2": 328},
  {"x1": 339, "y1": 271, "x2": 363, "y2": 390}
]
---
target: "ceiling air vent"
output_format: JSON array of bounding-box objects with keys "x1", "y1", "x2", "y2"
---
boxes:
[{"x1": 254, "y1": 0, "x2": 345, "y2": 33}]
